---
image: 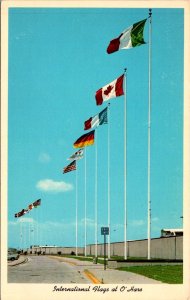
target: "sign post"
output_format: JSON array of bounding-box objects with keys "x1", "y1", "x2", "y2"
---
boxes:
[{"x1": 101, "y1": 227, "x2": 109, "y2": 270}]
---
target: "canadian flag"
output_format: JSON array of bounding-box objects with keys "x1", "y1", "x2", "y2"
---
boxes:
[{"x1": 95, "y1": 74, "x2": 124, "y2": 106}]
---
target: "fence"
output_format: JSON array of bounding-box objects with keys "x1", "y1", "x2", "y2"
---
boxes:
[{"x1": 29, "y1": 236, "x2": 183, "y2": 260}]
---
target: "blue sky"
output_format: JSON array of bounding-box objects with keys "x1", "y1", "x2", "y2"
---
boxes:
[{"x1": 8, "y1": 7, "x2": 184, "y2": 249}]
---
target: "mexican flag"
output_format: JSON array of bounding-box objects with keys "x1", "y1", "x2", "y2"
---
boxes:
[
  {"x1": 84, "y1": 107, "x2": 108, "y2": 130},
  {"x1": 107, "y1": 19, "x2": 147, "y2": 54}
]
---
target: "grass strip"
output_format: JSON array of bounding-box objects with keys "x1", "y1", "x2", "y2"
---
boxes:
[{"x1": 117, "y1": 265, "x2": 183, "y2": 284}]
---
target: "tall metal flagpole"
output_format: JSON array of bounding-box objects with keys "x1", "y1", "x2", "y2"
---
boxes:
[
  {"x1": 20, "y1": 221, "x2": 22, "y2": 250},
  {"x1": 76, "y1": 165, "x2": 78, "y2": 256},
  {"x1": 35, "y1": 208, "x2": 39, "y2": 246},
  {"x1": 95, "y1": 130, "x2": 98, "y2": 258},
  {"x1": 124, "y1": 68, "x2": 127, "y2": 260},
  {"x1": 148, "y1": 9, "x2": 152, "y2": 260},
  {"x1": 39, "y1": 203, "x2": 42, "y2": 245},
  {"x1": 107, "y1": 103, "x2": 111, "y2": 259},
  {"x1": 84, "y1": 148, "x2": 87, "y2": 256},
  {"x1": 28, "y1": 216, "x2": 30, "y2": 248}
]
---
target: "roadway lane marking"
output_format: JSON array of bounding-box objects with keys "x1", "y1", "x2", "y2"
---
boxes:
[
  {"x1": 61, "y1": 260, "x2": 77, "y2": 266},
  {"x1": 83, "y1": 269, "x2": 102, "y2": 284},
  {"x1": 48, "y1": 256, "x2": 78, "y2": 266},
  {"x1": 48, "y1": 256, "x2": 101, "y2": 283}
]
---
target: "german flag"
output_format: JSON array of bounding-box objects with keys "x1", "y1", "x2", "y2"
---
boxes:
[{"x1": 73, "y1": 130, "x2": 95, "y2": 148}]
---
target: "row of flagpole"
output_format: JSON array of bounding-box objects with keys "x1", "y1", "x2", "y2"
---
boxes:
[
  {"x1": 124, "y1": 69, "x2": 127, "y2": 260},
  {"x1": 84, "y1": 148, "x2": 87, "y2": 256},
  {"x1": 18, "y1": 211, "x2": 38, "y2": 250},
  {"x1": 148, "y1": 9, "x2": 152, "y2": 260},
  {"x1": 107, "y1": 103, "x2": 110, "y2": 258},
  {"x1": 73, "y1": 72, "x2": 127, "y2": 258},
  {"x1": 95, "y1": 129, "x2": 98, "y2": 257},
  {"x1": 64, "y1": 10, "x2": 152, "y2": 259},
  {"x1": 14, "y1": 9, "x2": 152, "y2": 259},
  {"x1": 75, "y1": 168, "x2": 78, "y2": 256},
  {"x1": 14, "y1": 198, "x2": 42, "y2": 249}
]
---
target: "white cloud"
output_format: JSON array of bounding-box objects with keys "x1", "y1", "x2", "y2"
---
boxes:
[
  {"x1": 36, "y1": 179, "x2": 73, "y2": 193},
  {"x1": 112, "y1": 223, "x2": 123, "y2": 230},
  {"x1": 152, "y1": 217, "x2": 159, "y2": 222},
  {"x1": 19, "y1": 217, "x2": 35, "y2": 224},
  {"x1": 80, "y1": 218, "x2": 95, "y2": 227},
  {"x1": 15, "y1": 32, "x2": 27, "y2": 40},
  {"x1": 38, "y1": 152, "x2": 51, "y2": 163},
  {"x1": 42, "y1": 221, "x2": 65, "y2": 228},
  {"x1": 9, "y1": 221, "x2": 17, "y2": 226},
  {"x1": 9, "y1": 217, "x2": 35, "y2": 226},
  {"x1": 131, "y1": 220, "x2": 145, "y2": 227}
]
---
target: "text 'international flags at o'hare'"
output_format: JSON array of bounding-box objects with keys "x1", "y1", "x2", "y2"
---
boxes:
[
  {"x1": 63, "y1": 160, "x2": 76, "y2": 174},
  {"x1": 84, "y1": 107, "x2": 108, "y2": 130},
  {"x1": 73, "y1": 130, "x2": 95, "y2": 148},
  {"x1": 95, "y1": 74, "x2": 124, "y2": 106},
  {"x1": 107, "y1": 19, "x2": 147, "y2": 54}
]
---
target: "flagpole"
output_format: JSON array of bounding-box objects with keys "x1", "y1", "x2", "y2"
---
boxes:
[
  {"x1": 107, "y1": 103, "x2": 111, "y2": 259},
  {"x1": 148, "y1": 9, "x2": 152, "y2": 260},
  {"x1": 76, "y1": 165, "x2": 78, "y2": 256},
  {"x1": 95, "y1": 129, "x2": 98, "y2": 258},
  {"x1": 84, "y1": 147, "x2": 87, "y2": 257},
  {"x1": 124, "y1": 68, "x2": 127, "y2": 260},
  {"x1": 39, "y1": 202, "x2": 42, "y2": 246},
  {"x1": 20, "y1": 220, "x2": 22, "y2": 250},
  {"x1": 22, "y1": 219, "x2": 25, "y2": 250},
  {"x1": 29, "y1": 217, "x2": 31, "y2": 249}
]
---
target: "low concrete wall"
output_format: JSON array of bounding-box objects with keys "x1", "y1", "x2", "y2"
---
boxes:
[
  {"x1": 150, "y1": 238, "x2": 175, "y2": 259},
  {"x1": 108, "y1": 260, "x2": 183, "y2": 269},
  {"x1": 176, "y1": 236, "x2": 183, "y2": 259},
  {"x1": 111, "y1": 242, "x2": 125, "y2": 257},
  {"x1": 86, "y1": 236, "x2": 183, "y2": 260},
  {"x1": 28, "y1": 236, "x2": 183, "y2": 260},
  {"x1": 128, "y1": 240, "x2": 147, "y2": 258},
  {"x1": 30, "y1": 246, "x2": 84, "y2": 255}
]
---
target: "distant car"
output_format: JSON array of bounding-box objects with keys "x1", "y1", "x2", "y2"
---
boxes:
[{"x1": 7, "y1": 252, "x2": 19, "y2": 261}]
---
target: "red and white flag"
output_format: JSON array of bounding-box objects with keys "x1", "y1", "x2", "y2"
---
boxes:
[
  {"x1": 28, "y1": 204, "x2": 34, "y2": 211},
  {"x1": 67, "y1": 149, "x2": 84, "y2": 161},
  {"x1": 95, "y1": 74, "x2": 124, "y2": 106},
  {"x1": 63, "y1": 160, "x2": 76, "y2": 174}
]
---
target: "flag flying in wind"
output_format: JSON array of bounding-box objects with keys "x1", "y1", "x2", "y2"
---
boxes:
[
  {"x1": 68, "y1": 149, "x2": 84, "y2": 160},
  {"x1": 63, "y1": 160, "x2": 76, "y2": 173},
  {"x1": 95, "y1": 74, "x2": 124, "y2": 106},
  {"x1": 73, "y1": 130, "x2": 95, "y2": 148},
  {"x1": 107, "y1": 19, "x2": 147, "y2": 54},
  {"x1": 28, "y1": 203, "x2": 34, "y2": 211},
  {"x1": 84, "y1": 107, "x2": 108, "y2": 130},
  {"x1": 14, "y1": 209, "x2": 28, "y2": 218},
  {"x1": 27, "y1": 199, "x2": 41, "y2": 211},
  {"x1": 33, "y1": 199, "x2": 41, "y2": 208},
  {"x1": 14, "y1": 199, "x2": 41, "y2": 217}
]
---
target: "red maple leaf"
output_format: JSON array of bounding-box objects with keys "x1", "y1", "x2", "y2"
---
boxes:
[{"x1": 104, "y1": 85, "x2": 113, "y2": 96}]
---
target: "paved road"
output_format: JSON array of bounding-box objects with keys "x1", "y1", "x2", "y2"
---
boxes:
[
  {"x1": 8, "y1": 255, "x2": 162, "y2": 284},
  {"x1": 8, "y1": 255, "x2": 91, "y2": 283},
  {"x1": 52, "y1": 256, "x2": 162, "y2": 284}
]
